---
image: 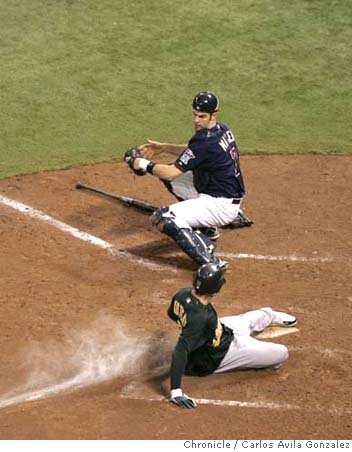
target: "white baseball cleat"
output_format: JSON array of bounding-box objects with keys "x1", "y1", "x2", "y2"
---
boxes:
[{"x1": 270, "y1": 311, "x2": 297, "y2": 328}]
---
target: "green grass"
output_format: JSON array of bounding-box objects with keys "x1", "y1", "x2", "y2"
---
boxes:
[{"x1": 0, "y1": 0, "x2": 351, "y2": 178}]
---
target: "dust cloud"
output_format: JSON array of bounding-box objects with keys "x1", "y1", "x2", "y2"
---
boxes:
[{"x1": 0, "y1": 314, "x2": 172, "y2": 410}]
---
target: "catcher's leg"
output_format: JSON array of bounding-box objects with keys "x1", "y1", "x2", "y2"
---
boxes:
[
  {"x1": 159, "y1": 183, "x2": 221, "y2": 241},
  {"x1": 151, "y1": 207, "x2": 220, "y2": 266}
]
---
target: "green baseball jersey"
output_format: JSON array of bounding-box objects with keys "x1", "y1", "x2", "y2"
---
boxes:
[{"x1": 168, "y1": 287, "x2": 233, "y2": 389}]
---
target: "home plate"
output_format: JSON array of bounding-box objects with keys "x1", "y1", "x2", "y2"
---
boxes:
[{"x1": 255, "y1": 327, "x2": 299, "y2": 339}]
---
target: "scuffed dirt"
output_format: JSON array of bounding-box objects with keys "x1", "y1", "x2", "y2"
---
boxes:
[{"x1": 0, "y1": 156, "x2": 351, "y2": 439}]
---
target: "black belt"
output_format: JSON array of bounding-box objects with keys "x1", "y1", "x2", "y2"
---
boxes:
[{"x1": 232, "y1": 198, "x2": 242, "y2": 204}]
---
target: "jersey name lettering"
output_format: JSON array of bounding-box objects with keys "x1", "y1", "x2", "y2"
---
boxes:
[
  {"x1": 173, "y1": 300, "x2": 187, "y2": 328},
  {"x1": 219, "y1": 130, "x2": 235, "y2": 152}
]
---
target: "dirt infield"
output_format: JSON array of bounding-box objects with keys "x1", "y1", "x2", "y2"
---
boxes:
[{"x1": 0, "y1": 155, "x2": 351, "y2": 439}]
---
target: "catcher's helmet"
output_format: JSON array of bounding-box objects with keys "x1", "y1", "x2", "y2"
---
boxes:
[
  {"x1": 192, "y1": 92, "x2": 219, "y2": 113},
  {"x1": 193, "y1": 262, "x2": 226, "y2": 295}
]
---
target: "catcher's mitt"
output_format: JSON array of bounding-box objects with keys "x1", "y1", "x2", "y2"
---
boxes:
[{"x1": 124, "y1": 147, "x2": 146, "y2": 176}]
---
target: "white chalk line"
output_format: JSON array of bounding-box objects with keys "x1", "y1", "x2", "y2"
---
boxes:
[
  {"x1": 0, "y1": 374, "x2": 89, "y2": 410},
  {"x1": 0, "y1": 194, "x2": 346, "y2": 415},
  {"x1": 121, "y1": 394, "x2": 351, "y2": 416},
  {"x1": 0, "y1": 341, "x2": 349, "y2": 413},
  {"x1": 121, "y1": 393, "x2": 296, "y2": 410},
  {"x1": 0, "y1": 194, "x2": 334, "y2": 266},
  {"x1": 0, "y1": 317, "x2": 154, "y2": 411},
  {"x1": 0, "y1": 194, "x2": 171, "y2": 272},
  {"x1": 220, "y1": 252, "x2": 334, "y2": 263},
  {"x1": 290, "y1": 345, "x2": 352, "y2": 356}
]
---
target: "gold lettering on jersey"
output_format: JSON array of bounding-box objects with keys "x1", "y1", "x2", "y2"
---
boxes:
[
  {"x1": 219, "y1": 131, "x2": 235, "y2": 152},
  {"x1": 212, "y1": 320, "x2": 223, "y2": 347},
  {"x1": 173, "y1": 300, "x2": 187, "y2": 328}
]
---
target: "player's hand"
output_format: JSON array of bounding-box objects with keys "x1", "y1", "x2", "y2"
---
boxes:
[
  {"x1": 169, "y1": 388, "x2": 197, "y2": 409},
  {"x1": 124, "y1": 147, "x2": 146, "y2": 176},
  {"x1": 139, "y1": 140, "x2": 164, "y2": 159}
]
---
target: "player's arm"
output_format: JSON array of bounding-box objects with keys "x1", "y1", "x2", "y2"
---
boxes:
[
  {"x1": 168, "y1": 300, "x2": 205, "y2": 409},
  {"x1": 131, "y1": 159, "x2": 183, "y2": 181},
  {"x1": 125, "y1": 142, "x2": 203, "y2": 181},
  {"x1": 169, "y1": 338, "x2": 197, "y2": 409},
  {"x1": 130, "y1": 140, "x2": 204, "y2": 181},
  {"x1": 140, "y1": 140, "x2": 187, "y2": 157}
]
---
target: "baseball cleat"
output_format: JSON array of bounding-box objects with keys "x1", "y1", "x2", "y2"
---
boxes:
[
  {"x1": 196, "y1": 227, "x2": 220, "y2": 241},
  {"x1": 270, "y1": 311, "x2": 297, "y2": 328},
  {"x1": 227, "y1": 211, "x2": 253, "y2": 229},
  {"x1": 218, "y1": 258, "x2": 229, "y2": 271},
  {"x1": 208, "y1": 256, "x2": 229, "y2": 271}
]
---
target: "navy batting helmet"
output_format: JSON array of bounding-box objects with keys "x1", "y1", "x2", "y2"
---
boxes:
[
  {"x1": 192, "y1": 92, "x2": 219, "y2": 114},
  {"x1": 193, "y1": 262, "x2": 226, "y2": 295}
]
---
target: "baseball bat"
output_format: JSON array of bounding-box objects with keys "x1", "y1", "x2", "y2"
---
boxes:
[{"x1": 75, "y1": 182, "x2": 158, "y2": 213}]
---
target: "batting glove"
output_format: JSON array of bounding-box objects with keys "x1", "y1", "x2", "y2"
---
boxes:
[{"x1": 170, "y1": 388, "x2": 197, "y2": 409}]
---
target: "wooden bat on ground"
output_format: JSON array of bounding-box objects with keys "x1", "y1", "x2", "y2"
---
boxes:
[{"x1": 75, "y1": 182, "x2": 158, "y2": 213}]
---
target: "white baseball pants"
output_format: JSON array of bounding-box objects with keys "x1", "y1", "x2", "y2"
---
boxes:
[
  {"x1": 166, "y1": 172, "x2": 241, "y2": 229},
  {"x1": 214, "y1": 307, "x2": 289, "y2": 373}
]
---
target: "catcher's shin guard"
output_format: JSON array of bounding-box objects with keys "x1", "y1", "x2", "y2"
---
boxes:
[{"x1": 151, "y1": 208, "x2": 216, "y2": 266}]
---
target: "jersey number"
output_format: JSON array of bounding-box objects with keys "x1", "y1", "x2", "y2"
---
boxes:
[{"x1": 212, "y1": 320, "x2": 223, "y2": 347}]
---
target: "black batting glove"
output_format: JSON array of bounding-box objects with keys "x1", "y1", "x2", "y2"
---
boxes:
[{"x1": 170, "y1": 388, "x2": 197, "y2": 409}]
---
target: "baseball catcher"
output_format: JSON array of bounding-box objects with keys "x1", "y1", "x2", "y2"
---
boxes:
[
  {"x1": 124, "y1": 91, "x2": 253, "y2": 269},
  {"x1": 167, "y1": 262, "x2": 297, "y2": 409}
]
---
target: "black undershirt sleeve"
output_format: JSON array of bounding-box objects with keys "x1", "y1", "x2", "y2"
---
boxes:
[
  {"x1": 170, "y1": 321, "x2": 206, "y2": 389},
  {"x1": 170, "y1": 340, "x2": 189, "y2": 389}
]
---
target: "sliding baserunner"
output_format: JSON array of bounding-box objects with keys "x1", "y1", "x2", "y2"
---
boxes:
[{"x1": 167, "y1": 262, "x2": 297, "y2": 409}]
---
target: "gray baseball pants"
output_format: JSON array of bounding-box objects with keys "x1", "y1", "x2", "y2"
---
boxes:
[{"x1": 214, "y1": 307, "x2": 289, "y2": 373}]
